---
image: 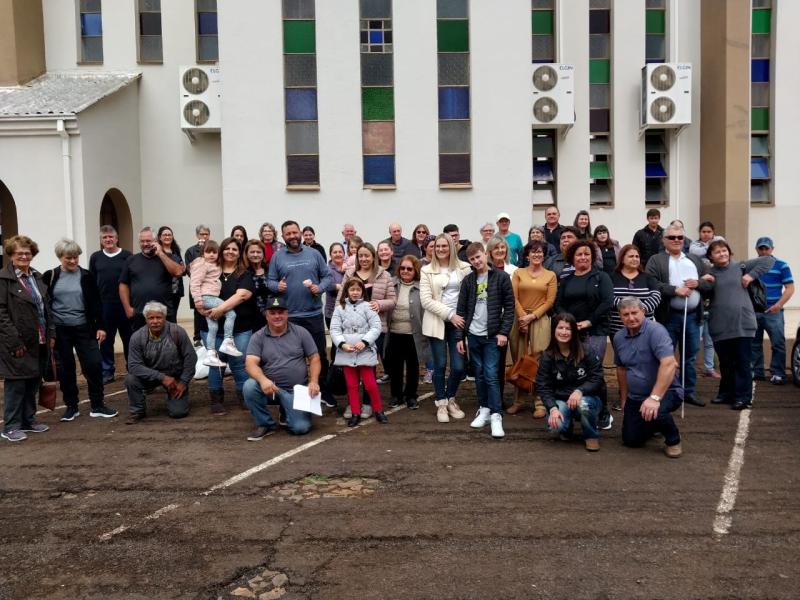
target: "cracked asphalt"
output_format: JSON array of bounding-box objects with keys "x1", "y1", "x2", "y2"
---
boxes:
[{"x1": 0, "y1": 358, "x2": 798, "y2": 599}]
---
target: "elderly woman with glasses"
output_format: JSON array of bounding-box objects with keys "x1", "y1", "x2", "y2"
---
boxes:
[{"x1": 0, "y1": 236, "x2": 55, "y2": 442}]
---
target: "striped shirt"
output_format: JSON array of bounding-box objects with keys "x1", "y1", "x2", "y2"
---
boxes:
[
  {"x1": 609, "y1": 271, "x2": 661, "y2": 335},
  {"x1": 759, "y1": 256, "x2": 793, "y2": 309}
]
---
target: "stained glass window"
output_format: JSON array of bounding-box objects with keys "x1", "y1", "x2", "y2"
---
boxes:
[
  {"x1": 79, "y1": 0, "x2": 103, "y2": 63},
  {"x1": 750, "y1": 0, "x2": 772, "y2": 204},
  {"x1": 589, "y1": 1, "x2": 612, "y2": 205}
]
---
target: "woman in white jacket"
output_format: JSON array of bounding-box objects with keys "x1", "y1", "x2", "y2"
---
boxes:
[{"x1": 420, "y1": 234, "x2": 472, "y2": 423}]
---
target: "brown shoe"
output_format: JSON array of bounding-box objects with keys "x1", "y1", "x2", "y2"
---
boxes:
[
  {"x1": 665, "y1": 442, "x2": 683, "y2": 458},
  {"x1": 211, "y1": 403, "x2": 228, "y2": 416},
  {"x1": 532, "y1": 399, "x2": 547, "y2": 419},
  {"x1": 585, "y1": 438, "x2": 600, "y2": 452},
  {"x1": 506, "y1": 402, "x2": 524, "y2": 415},
  {"x1": 125, "y1": 413, "x2": 144, "y2": 425}
]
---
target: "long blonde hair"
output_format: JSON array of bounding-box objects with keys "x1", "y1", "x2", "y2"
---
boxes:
[{"x1": 430, "y1": 234, "x2": 463, "y2": 272}]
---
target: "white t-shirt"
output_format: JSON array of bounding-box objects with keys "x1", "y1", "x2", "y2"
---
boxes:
[
  {"x1": 440, "y1": 267, "x2": 461, "y2": 310},
  {"x1": 668, "y1": 253, "x2": 701, "y2": 311}
]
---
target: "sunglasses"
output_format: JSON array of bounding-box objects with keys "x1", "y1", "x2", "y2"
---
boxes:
[
  {"x1": 665, "y1": 235, "x2": 684, "y2": 241},
  {"x1": 415, "y1": 230, "x2": 428, "y2": 234},
  {"x1": 398, "y1": 266, "x2": 414, "y2": 272}
]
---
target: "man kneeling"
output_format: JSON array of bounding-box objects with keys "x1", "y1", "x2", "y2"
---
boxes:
[
  {"x1": 243, "y1": 296, "x2": 321, "y2": 441},
  {"x1": 125, "y1": 301, "x2": 197, "y2": 424}
]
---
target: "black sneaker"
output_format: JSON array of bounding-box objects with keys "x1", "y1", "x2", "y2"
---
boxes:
[
  {"x1": 684, "y1": 394, "x2": 706, "y2": 407},
  {"x1": 389, "y1": 397, "x2": 404, "y2": 408},
  {"x1": 406, "y1": 397, "x2": 419, "y2": 410},
  {"x1": 598, "y1": 411, "x2": 613, "y2": 430},
  {"x1": 375, "y1": 411, "x2": 388, "y2": 424},
  {"x1": 321, "y1": 395, "x2": 337, "y2": 408},
  {"x1": 90, "y1": 405, "x2": 118, "y2": 418},
  {"x1": 61, "y1": 406, "x2": 80, "y2": 422},
  {"x1": 732, "y1": 399, "x2": 753, "y2": 411},
  {"x1": 347, "y1": 414, "x2": 361, "y2": 428},
  {"x1": 102, "y1": 373, "x2": 115, "y2": 385},
  {"x1": 611, "y1": 399, "x2": 622, "y2": 411},
  {"x1": 247, "y1": 426, "x2": 275, "y2": 441}
]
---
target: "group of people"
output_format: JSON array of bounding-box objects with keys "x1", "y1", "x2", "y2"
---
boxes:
[{"x1": 0, "y1": 208, "x2": 792, "y2": 458}]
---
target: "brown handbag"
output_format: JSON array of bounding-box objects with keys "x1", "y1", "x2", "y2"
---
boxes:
[
  {"x1": 38, "y1": 352, "x2": 58, "y2": 411},
  {"x1": 506, "y1": 327, "x2": 540, "y2": 394}
]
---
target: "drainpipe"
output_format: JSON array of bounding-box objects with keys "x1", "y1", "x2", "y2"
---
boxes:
[{"x1": 57, "y1": 119, "x2": 74, "y2": 239}]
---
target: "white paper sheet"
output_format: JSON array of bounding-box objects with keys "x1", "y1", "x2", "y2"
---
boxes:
[{"x1": 292, "y1": 384, "x2": 323, "y2": 416}]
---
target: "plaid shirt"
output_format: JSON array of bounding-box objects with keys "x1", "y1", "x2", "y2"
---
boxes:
[{"x1": 15, "y1": 268, "x2": 46, "y2": 343}]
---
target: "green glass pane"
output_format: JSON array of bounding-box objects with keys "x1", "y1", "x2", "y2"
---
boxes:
[
  {"x1": 437, "y1": 20, "x2": 469, "y2": 52},
  {"x1": 284, "y1": 20, "x2": 316, "y2": 54},
  {"x1": 590, "y1": 161, "x2": 611, "y2": 179},
  {"x1": 751, "y1": 107, "x2": 769, "y2": 131},
  {"x1": 532, "y1": 10, "x2": 553, "y2": 35},
  {"x1": 589, "y1": 59, "x2": 610, "y2": 84},
  {"x1": 362, "y1": 87, "x2": 394, "y2": 120},
  {"x1": 752, "y1": 9, "x2": 771, "y2": 34},
  {"x1": 645, "y1": 9, "x2": 665, "y2": 34}
]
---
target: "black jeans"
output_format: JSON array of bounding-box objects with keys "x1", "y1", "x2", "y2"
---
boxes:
[
  {"x1": 125, "y1": 373, "x2": 190, "y2": 418},
  {"x1": 622, "y1": 389, "x2": 682, "y2": 447},
  {"x1": 715, "y1": 337, "x2": 753, "y2": 403},
  {"x1": 289, "y1": 314, "x2": 333, "y2": 401},
  {"x1": 100, "y1": 302, "x2": 132, "y2": 378},
  {"x1": 54, "y1": 323, "x2": 105, "y2": 410},
  {"x1": 387, "y1": 332, "x2": 419, "y2": 400},
  {"x1": 2, "y1": 345, "x2": 47, "y2": 432}
]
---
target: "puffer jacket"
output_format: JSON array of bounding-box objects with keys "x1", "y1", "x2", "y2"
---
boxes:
[
  {"x1": 535, "y1": 348, "x2": 604, "y2": 412},
  {"x1": 0, "y1": 264, "x2": 55, "y2": 379},
  {"x1": 454, "y1": 266, "x2": 515, "y2": 340},
  {"x1": 385, "y1": 280, "x2": 431, "y2": 364},
  {"x1": 420, "y1": 260, "x2": 472, "y2": 339},
  {"x1": 330, "y1": 299, "x2": 382, "y2": 367},
  {"x1": 337, "y1": 266, "x2": 396, "y2": 332}
]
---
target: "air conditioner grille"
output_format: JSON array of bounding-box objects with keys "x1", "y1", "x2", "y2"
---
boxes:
[
  {"x1": 650, "y1": 65, "x2": 676, "y2": 92},
  {"x1": 533, "y1": 97, "x2": 558, "y2": 123},
  {"x1": 533, "y1": 65, "x2": 558, "y2": 92},
  {"x1": 183, "y1": 100, "x2": 210, "y2": 126},
  {"x1": 650, "y1": 97, "x2": 675, "y2": 123},
  {"x1": 182, "y1": 68, "x2": 209, "y2": 94}
]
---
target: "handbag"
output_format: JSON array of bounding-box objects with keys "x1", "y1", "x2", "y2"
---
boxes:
[
  {"x1": 38, "y1": 352, "x2": 58, "y2": 411},
  {"x1": 741, "y1": 264, "x2": 768, "y2": 313},
  {"x1": 506, "y1": 328, "x2": 540, "y2": 394}
]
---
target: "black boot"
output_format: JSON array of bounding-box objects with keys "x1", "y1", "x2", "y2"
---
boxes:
[
  {"x1": 347, "y1": 414, "x2": 361, "y2": 427},
  {"x1": 209, "y1": 389, "x2": 227, "y2": 415}
]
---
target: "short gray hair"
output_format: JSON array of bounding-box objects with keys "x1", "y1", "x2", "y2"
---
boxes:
[
  {"x1": 99, "y1": 225, "x2": 117, "y2": 236},
  {"x1": 618, "y1": 296, "x2": 645, "y2": 312},
  {"x1": 139, "y1": 226, "x2": 154, "y2": 235},
  {"x1": 142, "y1": 301, "x2": 168, "y2": 317},
  {"x1": 54, "y1": 238, "x2": 82, "y2": 258},
  {"x1": 485, "y1": 235, "x2": 509, "y2": 264},
  {"x1": 195, "y1": 224, "x2": 210, "y2": 235},
  {"x1": 480, "y1": 222, "x2": 494, "y2": 233},
  {"x1": 665, "y1": 223, "x2": 684, "y2": 236}
]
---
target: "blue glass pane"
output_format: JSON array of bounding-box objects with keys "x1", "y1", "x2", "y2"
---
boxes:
[
  {"x1": 81, "y1": 13, "x2": 103, "y2": 36},
  {"x1": 751, "y1": 59, "x2": 770, "y2": 83},
  {"x1": 645, "y1": 162, "x2": 667, "y2": 177},
  {"x1": 285, "y1": 88, "x2": 318, "y2": 121},
  {"x1": 533, "y1": 160, "x2": 554, "y2": 181},
  {"x1": 364, "y1": 155, "x2": 395, "y2": 185},
  {"x1": 751, "y1": 157, "x2": 770, "y2": 179},
  {"x1": 369, "y1": 30, "x2": 383, "y2": 44},
  {"x1": 438, "y1": 87, "x2": 470, "y2": 119},
  {"x1": 198, "y1": 12, "x2": 218, "y2": 35}
]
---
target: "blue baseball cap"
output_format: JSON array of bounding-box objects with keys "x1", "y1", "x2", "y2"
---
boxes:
[{"x1": 755, "y1": 236, "x2": 774, "y2": 249}]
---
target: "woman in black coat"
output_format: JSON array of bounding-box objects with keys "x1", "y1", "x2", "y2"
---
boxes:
[{"x1": 43, "y1": 239, "x2": 117, "y2": 422}]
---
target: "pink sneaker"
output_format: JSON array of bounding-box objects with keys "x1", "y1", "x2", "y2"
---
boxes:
[{"x1": 704, "y1": 369, "x2": 721, "y2": 379}]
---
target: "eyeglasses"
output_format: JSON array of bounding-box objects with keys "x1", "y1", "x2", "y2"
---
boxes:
[
  {"x1": 398, "y1": 266, "x2": 414, "y2": 272},
  {"x1": 665, "y1": 235, "x2": 684, "y2": 241},
  {"x1": 481, "y1": 229, "x2": 494, "y2": 233},
  {"x1": 13, "y1": 251, "x2": 32, "y2": 257},
  {"x1": 415, "y1": 230, "x2": 428, "y2": 235},
  {"x1": 529, "y1": 250, "x2": 544, "y2": 255}
]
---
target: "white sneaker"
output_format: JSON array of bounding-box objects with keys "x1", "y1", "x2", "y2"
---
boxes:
[
  {"x1": 360, "y1": 404, "x2": 373, "y2": 419},
  {"x1": 343, "y1": 405, "x2": 352, "y2": 419},
  {"x1": 435, "y1": 399, "x2": 450, "y2": 423},
  {"x1": 447, "y1": 398, "x2": 465, "y2": 420},
  {"x1": 202, "y1": 350, "x2": 227, "y2": 367},
  {"x1": 218, "y1": 338, "x2": 243, "y2": 357},
  {"x1": 470, "y1": 407, "x2": 490, "y2": 428},
  {"x1": 490, "y1": 413, "x2": 505, "y2": 439}
]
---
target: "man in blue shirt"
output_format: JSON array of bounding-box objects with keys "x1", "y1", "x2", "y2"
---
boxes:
[
  {"x1": 496, "y1": 212, "x2": 524, "y2": 266},
  {"x1": 752, "y1": 237, "x2": 794, "y2": 384}
]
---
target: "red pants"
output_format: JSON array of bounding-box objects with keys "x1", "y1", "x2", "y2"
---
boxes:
[{"x1": 344, "y1": 365, "x2": 383, "y2": 413}]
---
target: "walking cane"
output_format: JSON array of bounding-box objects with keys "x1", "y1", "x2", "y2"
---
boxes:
[{"x1": 680, "y1": 296, "x2": 687, "y2": 419}]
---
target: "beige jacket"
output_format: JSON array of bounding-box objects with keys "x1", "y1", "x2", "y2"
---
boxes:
[{"x1": 420, "y1": 260, "x2": 471, "y2": 339}]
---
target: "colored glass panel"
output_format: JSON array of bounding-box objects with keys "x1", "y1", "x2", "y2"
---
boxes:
[
  {"x1": 533, "y1": 160, "x2": 554, "y2": 181},
  {"x1": 285, "y1": 88, "x2": 318, "y2": 121},
  {"x1": 437, "y1": 20, "x2": 469, "y2": 52},
  {"x1": 438, "y1": 54, "x2": 469, "y2": 85},
  {"x1": 589, "y1": 109, "x2": 610, "y2": 133},
  {"x1": 81, "y1": 36, "x2": 103, "y2": 62},
  {"x1": 437, "y1": 0, "x2": 468, "y2": 19},
  {"x1": 369, "y1": 30, "x2": 383, "y2": 44},
  {"x1": 645, "y1": 162, "x2": 667, "y2": 178},
  {"x1": 590, "y1": 136, "x2": 611, "y2": 155},
  {"x1": 438, "y1": 121, "x2": 471, "y2": 154},
  {"x1": 532, "y1": 11, "x2": 553, "y2": 35},
  {"x1": 645, "y1": 134, "x2": 667, "y2": 154},
  {"x1": 284, "y1": 20, "x2": 316, "y2": 53},
  {"x1": 439, "y1": 154, "x2": 471, "y2": 184},
  {"x1": 645, "y1": 10, "x2": 665, "y2": 34},
  {"x1": 198, "y1": 35, "x2": 218, "y2": 61},
  {"x1": 532, "y1": 135, "x2": 555, "y2": 158},
  {"x1": 362, "y1": 87, "x2": 395, "y2": 120},
  {"x1": 361, "y1": 53, "x2": 393, "y2": 86},
  {"x1": 645, "y1": 34, "x2": 666, "y2": 61},
  {"x1": 751, "y1": 107, "x2": 769, "y2": 131},
  {"x1": 283, "y1": 0, "x2": 315, "y2": 19},
  {"x1": 752, "y1": 9, "x2": 771, "y2": 34},
  {"x1": 197, "y1": 12, "x2": 217, "y2": 35},
  {"x1": 363, "y1": 155, "x2": 396, "y2": 185},
  {"x1": 751, "y1": 135, "x2": 769, "y2": 156},
  {"x1": 284, "y1": 54, "x2": 317, "y2": 86},
  {"x1": 81, "y1": 13, "x2": 103, "y2": 36},
  {"x1": 140, "y1": 12, "x2": 162, "y2": 35},
  {"x1": 361, "y1": 0, "x2": 391, "y2": 19},
  {"x1": 362, "y1": 122, "x2": 395, "y2": 154},
  {"x1": 589, "y1": 10, "x2": 610, "y2": 34},
  {"x1": 287, "y1": 155, "x2": 320, "y2": 185},
  {"x1": 286, "y1": 122, "x2": 319, "y2": 154},
  {"x1": 438, "y1": 87, "x2": 470, "y2": 119},
  {"x1": 590, "y1": 161, "x2": 611, "y2": 179},
  {"x1": 751, "y1": 59, "x2": 769, "y2": 83},
  {"x1": 532, "y1": 35, "x2": 555, "y2": 63},
  {"x1": 751, "y1": 157, "x2": 770, "y2": 179},
  {"x1": 750, "y1": 182, "x2": 769, "y2": 203},
  {"x1": 589, "y1": 59, "x2": 610, "y2": 84}
]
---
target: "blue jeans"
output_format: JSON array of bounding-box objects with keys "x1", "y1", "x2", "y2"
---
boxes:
[
  {"x1": 665, "y1": 309, "x2": 700, "y2": 397},
  {"x1": 201, "y1": 330, "x2": 252, "y2": 392},
  {"x1": 468, "y1": 333, "x2": 503, "y2": 414},
  {"x1": 202, "y1": 295, "x2": 236, "y2": 340},
  {"x1": 242, "y1": 378, "x2": 311, "y2": 435},
  {"x1": 547, "y1": 396, "x2": 601, "y2": 440},
  {"x1": 427, "y1": 322, "x2": 465, "y2": 401},
  {"x1": 752, "y1": 310, "x2": 786, "y2": 378},
  {"x1": 701, "y1": 317, "x2": 715, "y2": 371}
]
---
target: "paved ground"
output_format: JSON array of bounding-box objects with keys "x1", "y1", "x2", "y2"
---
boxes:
[{"x1": 0, "y1": 359, "x2": 798, "y2": 599}]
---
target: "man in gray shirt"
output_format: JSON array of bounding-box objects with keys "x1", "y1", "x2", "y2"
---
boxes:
[
  {"x1": 242, "y1": 296, "x2": 321, "y2": 441},
  {"x1": 613, "y1": 297, "x2": 684, "y2": 458},
  {"x1": 125, "y1": 301, "x2": 197, "y2": 423}
]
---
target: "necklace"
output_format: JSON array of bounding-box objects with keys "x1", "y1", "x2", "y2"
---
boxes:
[{"x1": 222, "y1": 270, "x2": 235, "y2": 282}]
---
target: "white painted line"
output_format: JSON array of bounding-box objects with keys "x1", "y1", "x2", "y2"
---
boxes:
[
  {"x1": 0, "y1": 389, "x2": 127, "y2": 425},
  {"x1": 98, "y1": 390, "x2": 435, "y2": 541},
  {"x1": 712, "y1": 407, "x2": 752, "y2": 537}
]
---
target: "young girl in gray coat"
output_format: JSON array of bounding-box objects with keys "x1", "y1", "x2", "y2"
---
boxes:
[{"x1": 330, "y1": 278, "x2": 387, "y2": 427}]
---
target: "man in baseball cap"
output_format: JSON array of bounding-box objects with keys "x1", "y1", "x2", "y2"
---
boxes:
[{"x1": 495, "y1": 212, "x2": 524, "y2": 266}]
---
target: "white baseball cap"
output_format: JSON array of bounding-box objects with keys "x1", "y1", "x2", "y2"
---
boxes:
[{"x1": 496, "y1": 212, "x2": 511, "y2": 222}]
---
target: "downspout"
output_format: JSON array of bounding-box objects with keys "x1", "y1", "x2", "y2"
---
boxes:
[{"x1": 57, "y1": 119, "x2": 74, "y2": 239}]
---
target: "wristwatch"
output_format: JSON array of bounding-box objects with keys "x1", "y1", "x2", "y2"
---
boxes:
[{"x1": 649, "y1": 394, "x2": 661, "y2": 402}]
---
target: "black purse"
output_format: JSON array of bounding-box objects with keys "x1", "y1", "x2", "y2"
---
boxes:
[{"x1": 741, "y1": 264, "x2": 768, "y2": 313}]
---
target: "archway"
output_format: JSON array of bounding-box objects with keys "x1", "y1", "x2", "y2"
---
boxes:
[
  {"x1": 99, "y1": 188, "x2": 133, "y2": 251},
  {"x1": 0, "y1": 180, "x2": 19, "y2": 268}
]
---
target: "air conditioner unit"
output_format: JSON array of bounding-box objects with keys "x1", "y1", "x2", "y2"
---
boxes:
[
  {"x1": 532, "y1": 63, "x2": 575, "y2": 128},
  {"x1": 179, "y1": 65, "x2": 221, "y2": 131},
  {"x1": 640, "y1": 63, "x2": 691, "y2": 129}
]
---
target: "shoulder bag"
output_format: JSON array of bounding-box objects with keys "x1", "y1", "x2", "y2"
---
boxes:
[
  {"x1": 741, "y1": 264, "x2": 768, "y2": 313},
  {"x1": 39, "y1": 351, "x2": 59, "y2": 411}
]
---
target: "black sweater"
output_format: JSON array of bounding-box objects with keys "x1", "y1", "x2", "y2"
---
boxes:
[
  {"x1": 455, "y1": 266, "x2": 515, "y2": 340},
  {"x1": 554, "y1": 268, "x2": 614, "y2": 336},
  {"x1": 535, "y1": 348, "x2": 604, "y2": 411}
]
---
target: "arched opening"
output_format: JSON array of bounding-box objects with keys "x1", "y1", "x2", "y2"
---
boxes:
[
  {"x1": 0, "y1": 180, "x2": 19, "y2": 268},
  {"x1": 99, "y1": 188, "x2": 133, "y2": 251}
]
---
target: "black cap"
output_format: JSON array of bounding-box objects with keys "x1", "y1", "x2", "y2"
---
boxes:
[{"x1": 265, "y1": 296, "x2": 288, "y2": 311}]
